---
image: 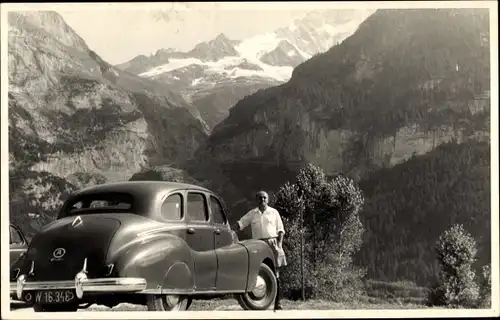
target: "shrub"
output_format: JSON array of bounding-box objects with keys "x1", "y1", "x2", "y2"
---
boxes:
[
  {"x1": 274, "y1": 163, "x2": 365, "y2": 301},
  {"x1": 478, "y1": 264, "x2": 491, "y2": 308},
  {"x1": 427, "y1": 224, "x2": 480, "y2": 308}
]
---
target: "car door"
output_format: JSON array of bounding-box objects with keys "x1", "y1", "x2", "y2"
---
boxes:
[
  {"x1": 10, "y1": 225, "x2": 28, "y2": 274},
  {"x1": 209, "y1": 195, "x2": 249, "y2": 291},
  {"x1": 184, "y1": 190, "x2": 217, "y2": 291}
]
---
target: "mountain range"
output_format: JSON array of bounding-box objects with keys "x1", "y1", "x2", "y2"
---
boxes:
[
  {"x1": 115, "y1": 9, "x2": 374, "y2": 130},
  {"x1": 7, "y1": 8, "x2": 491, "y2": 287}
]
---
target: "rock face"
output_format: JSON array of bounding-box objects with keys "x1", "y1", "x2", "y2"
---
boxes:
[
  {"x1": 188, "y1": 33, "x2": 240, "y2": 62},
  {"x1": 259, "y1": 40, "x2": 305, "y2": 67},
  {"x1": 202, "y1": 8, "x2": 490, "y2": 181},
  {"x1": 8, "y1": 11, "x2": 208, "y2": 236}
]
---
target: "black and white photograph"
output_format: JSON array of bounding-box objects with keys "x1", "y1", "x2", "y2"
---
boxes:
[{"x1": 1, "y1": 1, "x2": 498, "y2": 318}]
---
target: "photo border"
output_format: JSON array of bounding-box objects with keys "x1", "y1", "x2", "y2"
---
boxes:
[{"x1": 1, "y1": 1, "x2": 498, "y2": 319}]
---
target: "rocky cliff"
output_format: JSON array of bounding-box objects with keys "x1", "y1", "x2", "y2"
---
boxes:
[
  {"x1": 8, "y1": 11, "x2": 207, "y2": 237},
  {"x1": 202, "y1": 8, "x2": 490, "y2": 181}
]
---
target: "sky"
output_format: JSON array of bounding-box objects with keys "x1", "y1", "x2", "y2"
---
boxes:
[{"x1": 53, "y1": 2, "x2": 374, "y2": 65}]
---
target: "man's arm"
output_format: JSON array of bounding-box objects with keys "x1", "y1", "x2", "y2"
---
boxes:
[
  {"x1": 275, "y1": 210, "x2": 285, "y2": 248},
  {"x1": 232, "y1": 210, "x2": 253, "y2": 232}
]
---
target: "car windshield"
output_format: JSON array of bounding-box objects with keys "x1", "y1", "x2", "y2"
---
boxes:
[{"x1": 59, "y1": 192, "x2": 136, "y2": 218}]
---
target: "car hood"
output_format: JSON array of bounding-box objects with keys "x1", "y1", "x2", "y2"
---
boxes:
[{"x1": 23, "y1": 214, "x2": 121, "y2": 281}]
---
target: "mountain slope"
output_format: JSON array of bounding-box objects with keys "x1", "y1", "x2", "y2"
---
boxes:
[
  {"x1": 357, "y1": 141, "x2": 491, "y2": 285},
  {"x1": 8, "y1": 11, "x2": 207, "y2": 237},
  {"x1": 185, "y1": 8, "x2": 491, "y2": 283},
  {"x1": 203, "y1": 8, "x2": 490, "y2": 179},
  {"x1": 116, "y1": 9, "x2": 374, "y2": 130}
]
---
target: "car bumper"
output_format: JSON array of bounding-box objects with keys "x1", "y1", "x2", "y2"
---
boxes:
[
  {"x1": 15, "y1": 276, "x2": 147, "y2": 300},
  {"x1": 10, "y1": 282, "x2": 17, "y2": 297},
  {"x1": 15, "y1": 258, "x2": 148, "y2": 301},
  {"x1": 14, "y1": 278, "x2": 146, "y2": 298}
]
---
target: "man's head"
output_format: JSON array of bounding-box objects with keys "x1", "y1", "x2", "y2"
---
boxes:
[{"x1": 255, "y1": 191, "x2": 269, "y2": 209}]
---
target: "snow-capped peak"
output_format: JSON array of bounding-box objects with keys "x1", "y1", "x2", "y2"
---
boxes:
[{"x1": 123, "y1": 9, "x2": 374, "y2": 83}]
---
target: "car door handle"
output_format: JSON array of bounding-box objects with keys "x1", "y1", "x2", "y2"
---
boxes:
[
  {"x1": 214, "y1": 228, "x2": 221, "y2": 235},
  {"x1": 187, "y1": 228, "x2": 196, "y2": 234}
]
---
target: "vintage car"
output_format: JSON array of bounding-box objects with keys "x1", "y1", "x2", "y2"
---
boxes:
[
  {"x1": 13, "y1": 181, "x2": 278, "y2": 312},
  {"x1": 10, "y1": 224, "x2": 29, "y2": 299}
]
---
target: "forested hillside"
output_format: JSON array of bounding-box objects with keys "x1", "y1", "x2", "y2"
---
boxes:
[
  {"x1": 203, "y1": 8, "x2": 490, "y2": 183},
  {"x1": 357, "y1": 141, "x2": 491, "y2": 285}
]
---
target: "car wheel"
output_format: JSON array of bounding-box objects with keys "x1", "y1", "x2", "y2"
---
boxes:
[
  {"x1": 236, "y1": 263, "x2": 277, "y2": 310},
  {"x1": 146, "y1": 294, "x2": 191, "y2": 311},
  {"x1": 33, "y1": 303, "x2": 78, "y2": 312}
]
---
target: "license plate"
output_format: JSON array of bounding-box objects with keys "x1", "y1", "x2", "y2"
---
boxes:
[{"x1": 23, "y1": 290, "x2": 76, "y2": 304}]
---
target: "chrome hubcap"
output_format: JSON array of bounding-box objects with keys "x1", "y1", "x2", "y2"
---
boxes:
[
  {"x1": 165, "y1": 294, "x2": 180, "y2": 306},
  {"x1": 251, "y1": 275, "x2": 267, "y2": 299}
]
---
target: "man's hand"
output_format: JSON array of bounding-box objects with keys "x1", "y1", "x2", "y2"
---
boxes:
[
  {"x1": 277, "y1": 231, "x2": 284, "y2": 249},
  {"x1": 269, "y1": 238, "x2": 278, "y2": 247},
  {"x1": 232, "y1": 222, "x2": 241, "y2": 232}
]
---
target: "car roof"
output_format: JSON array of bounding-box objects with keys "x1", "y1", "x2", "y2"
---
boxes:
[{"x1": 72, "y1": 181, "x2": 212, "y2": 197}]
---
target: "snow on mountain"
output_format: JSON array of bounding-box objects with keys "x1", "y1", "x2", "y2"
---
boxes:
[
  {"x1": 123, "y1": 9, "x2": 373, "y2": 82},
  {"x1": 116, "y1": 9, "x2": 374, "y2": 130},
  {"x1": 139, "y1": 55, "x2": 292, "y2": 82}
]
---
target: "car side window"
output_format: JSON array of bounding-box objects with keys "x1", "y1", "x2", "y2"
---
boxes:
[
  {"x1": 161, "y1": 193, "x2": 183, "y2": 220},
  {"x1": 10, "y1": 226, "x2": 24, "y2": 245},
  {"x1": 210, "y1": 196, "x2": 226, "y2": 225},
  {"x1": 187, "y1": 192, "x2": 208, "y2": 222}
]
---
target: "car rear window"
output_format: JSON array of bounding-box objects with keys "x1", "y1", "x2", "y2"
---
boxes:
[{"x1": 60, "y1": 192, "x2": 135, "y2": 217}]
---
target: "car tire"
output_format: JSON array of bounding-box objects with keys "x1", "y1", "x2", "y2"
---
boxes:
[
  {"x1": 33, "y1": 303, "x2": 78, "y2": 312},
  {"x1": 146, "y1": 294, "x2": 191, "y2": 311},
  {"x1": 236, "y1": 263, "x2": 277, "y2": 310}
]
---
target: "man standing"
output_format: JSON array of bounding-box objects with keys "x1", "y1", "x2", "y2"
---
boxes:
[{"x1": 233, "y1": 191, "x2": 286, "y2": 310}]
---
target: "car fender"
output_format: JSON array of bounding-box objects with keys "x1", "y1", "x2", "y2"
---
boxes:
[
  {"x1": 114, "y1": 234, "x2": 195, "y2": 292},
  {"x1": 238, "y1": 239, "x2": 276, "y2": 291}
]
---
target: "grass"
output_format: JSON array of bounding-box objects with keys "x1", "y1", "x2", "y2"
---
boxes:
[{"x1": 365, "y1": 279, "x2": 428, "y2": 299}]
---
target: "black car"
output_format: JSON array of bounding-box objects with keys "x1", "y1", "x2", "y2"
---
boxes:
[{"x1": 13, "y1": 181, "x2": 278, "y2": 312}]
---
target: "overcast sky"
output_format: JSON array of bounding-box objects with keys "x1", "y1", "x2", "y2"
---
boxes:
[{"x1": 52, "y1": 2, "x2": 376, "y2": 65}]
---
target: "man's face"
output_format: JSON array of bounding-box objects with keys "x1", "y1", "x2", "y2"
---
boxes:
[{"x1": 256, "y1": 192, "x2": 268, "y2": 206}]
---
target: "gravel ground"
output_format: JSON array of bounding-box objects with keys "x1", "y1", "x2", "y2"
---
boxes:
[
  {"x1": 10, "y1": 297, "x2": 428, "y2": 313},
  {"x1": 10, "y1": 299, "x2": 243, "y2": 312}
]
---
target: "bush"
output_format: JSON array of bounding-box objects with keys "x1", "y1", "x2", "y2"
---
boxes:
[
  {"x1": 427, "y1": 224, "x2": 480, "y2": 308},
  {"x1": 274, "y1": 163, "x2": 366, "y2": 301},
  {"x1": 478, "y1": 264, "x2": 491, "y2": 308}
]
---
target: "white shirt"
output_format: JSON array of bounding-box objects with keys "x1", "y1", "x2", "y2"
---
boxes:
[{"x1": 237, "y1": 206, "x2": 285, "y2": 239}]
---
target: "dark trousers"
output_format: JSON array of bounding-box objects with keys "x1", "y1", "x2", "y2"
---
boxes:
[
  {"x1": 274, "y1": 277, "x2": 282, "y2": 309},
  {"x1": 260, "y1": 238, "x2": 284, "y2": 309}
]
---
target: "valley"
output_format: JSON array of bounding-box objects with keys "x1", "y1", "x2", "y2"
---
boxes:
[{"x1": 6, "y1": 7, "x2": 492, "y2": 299}]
